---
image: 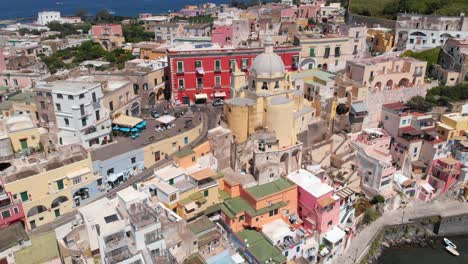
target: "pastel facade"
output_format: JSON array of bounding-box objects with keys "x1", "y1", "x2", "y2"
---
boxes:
[
  {"x1": 3, "y1": 151, "x2": 103, "y2": 230},
  {"x1": 433, "y1": 38, "x2": 468, "y2": 86},
  {"x1": 91, "y1": 24, "x2": 125, "y2": 51},
  {"x1": 37, "y1": 11, "x2": 61, "y2": 25},
  {"x1": 351, "y1": 128, "x2": 396, "y2": 195},
  {"x1": 287, "y1": 169, "x2": 340, "y2": 234},
  {"x1": 5, "y1": 114, "x2": 41, "y2": 152},
  {"x1": 220, "y1": 177, "x2": 297, "y2": 233},
  {"x1": 436, "y1": 112, "x2": 468, "y2": 141},
  {"x1": 211, "y1": 25, "x2": 233, "y2": 46},
  {"x1": 395, "y1": 13, "x2": 468, "y2": 51},
  {"x1": 294, "y1": 25, "x2": 367, "y2": 71},
  {"x1": 428, "y1": 157, "x2": 461, "y2": 195},
  {"x1": 367, "y1": 28, "x2": 395, "y2": 54},
  {"x1": 345, "y1": 56, "x2": 427, "y2": 92},
  {"x1": 0, "y1": 180, "x2": 25, "y2": 228}
]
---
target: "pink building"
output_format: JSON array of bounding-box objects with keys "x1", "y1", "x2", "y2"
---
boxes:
[
  {"x1": 211, "y1": 25, "x2": 233, "y2": 46},
  {"x1": 351, "y1": 128, "x2": 396, "y2": 195},
  {"x1": 297, "y1": 4, "x2": 323, "y2": 19},
  {"x1": 281, "y1": 7, "x2": 298, "y2": 21},
  {"x1": 91, "y1": 24, "x2": 123, "y2": 37},
  {"x1": 0, "y1": 179, "x2": 25, "y2": 228},
  {"x1": 179, "y1": 8, "x2": 204, "y2": 17},
  {"x1": 287, "y1": 169, "x2": 340, "y2": 234},
  {"x1": 428, "y1": 157, "x2": 461, "y2": 195}
]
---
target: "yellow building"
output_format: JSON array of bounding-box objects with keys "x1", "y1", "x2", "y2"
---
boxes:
[
  {"x1": 225, "y1": 37, "x2": 315, "y2": 147},
  {"x1": 134, "y1": 42, "x2": 166, "y2": 60},
  {"x1": 5, "y1": 114, "x2": 41, "y2": 152},
  {"x1": 0, "y1": 92, "x2": 38, "y2": 123},
  {"x1": 4, "y1": 153, "x2": 102, "y2": 230},
  {"x1": 367, "y1": 28, "x2": 395, "y2": 54},
  {"x1": 436, "y1": 112, "x2": 468, "y2": 140}
]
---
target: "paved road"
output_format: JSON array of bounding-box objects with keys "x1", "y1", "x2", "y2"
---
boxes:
[
  {"x1": 335, "y1": 199, "x2": 468, "y2": 264},
  {"x1": 32, "y1": 105, "x2": 220, "y2": 234}
]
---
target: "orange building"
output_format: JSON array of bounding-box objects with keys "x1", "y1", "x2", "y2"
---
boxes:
[
  {"x1": 172, "y1": 141, "x2": 211, "y2": 168},
  {"x1": 220, "y1": 178, "x2": 297, "y2": 233}
]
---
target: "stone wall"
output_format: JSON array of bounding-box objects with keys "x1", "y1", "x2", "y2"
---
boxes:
[{"x1": 437, "y1": 213, "x2": 468, "y2": 235}]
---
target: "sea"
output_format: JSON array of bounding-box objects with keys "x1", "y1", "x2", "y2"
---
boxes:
[
  {"x1": 378, "y1": 235, "x2": 468, "y2": 264},
  {"x1": 0, "y1": 0, "x2": 231, "y2": 20}
]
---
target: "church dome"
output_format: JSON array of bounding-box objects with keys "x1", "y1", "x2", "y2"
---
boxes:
[{"x1": 249, "y1": 37, "x2": 285, "y2": 77}]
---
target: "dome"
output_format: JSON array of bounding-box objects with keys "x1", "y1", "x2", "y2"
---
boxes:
[
  {"x1": 249, "y1": 36, "x2": 285, "y2": 76},
  {"x1": 250, "y1": 53, "x2": 285, "y2": 76}
]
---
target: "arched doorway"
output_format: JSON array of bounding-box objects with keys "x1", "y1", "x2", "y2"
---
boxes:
[
  {"x1": 27, "y1": 205, "x2": 47, "y2": 217},
  {"x1": 148, "y1": 92, "x2": 156, "y2": 107},
  {"x1": 280, "y1": 153, "x2": 289, "y2": 176},
  {"x1": 398, "y1": 78, "x2": 410, "y2": 88},
  {"x1": 300, "y1": 58, "x2": 316, "y2": 70},
  {"x1": 51, "y1": 196, "x2": 69, "y2": 208},
  {"x1": 291, "y1": 149, "x2": 301, "y2": 172},
  {"x1": 385, "y1": 80, "x2": 393, "y2": 90},
  {"x1": 374, "y1": 82, "x2": 382, "y2": 92},
  {"x1": 131, "y1": 102, "x2": 140, "y2": 117},
  {"x1": 322, "y1": 63, "x2": 328, "y2": 71}
]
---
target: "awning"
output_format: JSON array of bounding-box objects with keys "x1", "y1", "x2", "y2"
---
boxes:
[
  {"x1": 318, "y1": 197, "x2": 335, "y2": 208},
  {"x1": 214, "y1": 92, "x2": 226, "y2": 98},
  {"x1": 195, "y1": 93, "x2": 208, "y2": 100},
  {"x1": 113, "y1": 115, "x2": 144, "y2": 128},
  {"x1": 184, "y1": 201, "x2": 198, "y2": 211},
  {"x1": 156, "y1": 115, "x2": 176, "y2": 124}
]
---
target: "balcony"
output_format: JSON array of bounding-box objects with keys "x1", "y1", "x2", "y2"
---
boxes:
[
  {"x1": 214, "y1": 84, "x2": 222, "y2": 89},
  {"x1": 214, "y1": 67, "x2": 222, "y2": 72},
  {"x1": 196, "y1": 84, "x2": 204, "y2": 90}
]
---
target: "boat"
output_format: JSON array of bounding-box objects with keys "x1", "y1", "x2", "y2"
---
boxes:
[
  {"x1": 445, "y1": 246, "x2": 460, "y2": 256},
  {"x1": 444, "y1": 238, "x2": 457, "y2": 249}
]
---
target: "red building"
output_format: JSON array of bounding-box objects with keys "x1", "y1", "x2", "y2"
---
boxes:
[
  {"x1": 167, "y1": 43, "x2": 301, "y2": 104},
  {"x1": 0, "y1": 185, "x2": 25, "y2": 228},
  {"x1": 428, "y1": 157, "x2": 461, "y2": 195}
]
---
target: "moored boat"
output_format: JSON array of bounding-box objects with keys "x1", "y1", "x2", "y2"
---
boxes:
[
  {"x1": 444, "y1": 238, "x2": 457, "y2": 249},
  {"x1": 445, "y1": 246, "x2": 460, "y2": 256}
]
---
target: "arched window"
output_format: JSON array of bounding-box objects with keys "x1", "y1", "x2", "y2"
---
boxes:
[
  {"x1": 274, "y1": 81, "x2": 280, "y2": 89},
  {"x1": 262, "y1": 82, "x2": 268, "y2": 90}
]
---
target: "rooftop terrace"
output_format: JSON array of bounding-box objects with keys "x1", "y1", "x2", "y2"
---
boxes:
[{"x1": 245, "y1": 178, "x2": 295, "y2": 200}]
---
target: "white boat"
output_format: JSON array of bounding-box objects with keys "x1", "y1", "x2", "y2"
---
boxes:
[
  {"x1": 444, "y1": 238, "x2": 457, "y2": 249},
  {"x1": 445, "y1": 246, "x2": 460, "y2": 256}
]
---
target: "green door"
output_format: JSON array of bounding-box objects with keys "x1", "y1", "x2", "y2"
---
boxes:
[
  {"x1": 54, "y1": 209, "x2": 60, "y2": 217},
  {"x1": 309, "y1": 48, "x2": 315, "y2": 57},
  {"x1": 56, "y1": 179, "x2": 64, "y2": 190},
  {"x1": 183, "y1": 96, "x2": 190, "y2": 105},
  {"x1": 19, "y1": 139, "x2": 28, "y2": 150},
  {"x1": 20, "y1": 191, "x2": 29, "y2": 202},
  {"x1": 169, "y1": 178, "x2": 174, "y2": 185}
]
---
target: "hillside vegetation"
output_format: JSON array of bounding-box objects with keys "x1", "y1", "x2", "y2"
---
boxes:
[{"x1": 350, "y1": 0, "x2": 468, "y2": 19}]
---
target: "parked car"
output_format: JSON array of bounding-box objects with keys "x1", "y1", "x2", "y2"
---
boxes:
[
  {"x1": 212, "y1": 99, "x2": 224, "y2": 106},
  {"x1": 151, "y1": 110, "x2": 160, "y2": 118}
]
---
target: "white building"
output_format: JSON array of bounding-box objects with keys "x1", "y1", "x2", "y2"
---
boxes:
[
  {"x1": 395, "y1": 13, "x2": 468, "y2": 51},
  {"x1": 37, "y1": 81, "x2": 111, "y2": 148},
  {"x1": 37, "y1": 11, "x2": 61, "y2": 25}
]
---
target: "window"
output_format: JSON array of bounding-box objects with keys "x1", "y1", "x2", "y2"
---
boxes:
[
  {"x1": 57, "y1": 93, "x2": 63, "y2": 99},
  {"x1": 79, "y1": 94, "x2": 84, "y2": 99},
  {"x1": 56, "y1": 179, "x2": 64, "y2": 190},
  {"x1": 143, "y1": 83, "x2": 148, "y2": 90},
  {"x1": 1, "y1": 210, "x2": 10, "y2": 219},
  {"x1": 285, "y1": 251, "x2": 289, "y2": 257},
  {"x1": 109, "y1": 101, "x2": 113, "y2": 111},
  {"x1": 241, "y1": 58, "x2": 248, "y2": 69},
  {"x1": 230, "y1": 59, "x2": 237, "y2": 70},
  {"x1": 269, "y1": 208, "x2": 278, "y2": 217},
  {"x1": 172, "y1": 142, "x2": 177, "y2": 150},
  {"x1": 133, "y1": 84, "x2": 139, "y2": 95},
  {"x1": 178, "y1": 79, "x2": 185, "y2": 89},
  {"x1": 131, "y1": 157, "x2": 136, "y2": 164},
  {"x1": 324, "y1": 47, "x2": 330, "y2": 58},
  {"x1": 335, "y1": 60, "x2": 338, "y2": 66},
  {"x1": 328, "y1": 220, "x2": 333, "y2": 226},
  {"x1": 13, "y1": 207, "x2": 19, "y2": 214},
  {"x1": 309, "y1": 48, "x2": 315, "y2": 57},
  {"x1": 401, "y1": 119, "x2": 407, "y2": 125},
  {"x1": 40, "y1": 101, "x2": 46, "y2": 110},
  {"x1": 334, "y1": 47, "x2": 340, "y2": 57},
  {"x1": 296, "y1": 246, "x2": 300, "y2": 252},
  {"x1": 355, "y1": 31, "x2": 360, "y2": 38},
  {"x1": 262, "y1": 82, "x2": 268, "y2": 90},
  {"x1": 197, "y1": 77, "x2": 203, "y2": 88},
  {"x1": 184, "y1": 136, "x2": 188, "y2": 144},
  {"x1": 95, "y1": 110, "x2": 100, "y2": 121},
  {"x1": 13, "y1": 79, "x2": 18, "y2": 86},
  {"x1": 81, "y1": 118, "x2": 87, "y2": 127},
  {"x1": 384, "y1": 115, "x2": 389, "y2": 120},
  {"x1": 177, "y1": 61, "x2": 184, "y2": 72},
  {"x1": 239, "y1": 215, "x2": 245, "y2": 221},
  {"x1": 215, "y1": 60, "x2": 221, "y2": 71},
  {"x1": 68, "y1": 95, "x2": 74, "y2": 100},
  {"x1": 55, "y1": 103, "x2": 61, "y2": 111},
  {"x1": 204, "y1": 190, "x2": 209, "y2": 197},
  {"x1": 20, "y1": 191, "x2": 29, "y2": 202},
  {"x1": 64, "y1": 118, "x2": 69, "y2": 126},
  {"x1": 169, "y1": 193, "x2": 177, "y2": 202},
  {"x1": 274, "y1": 81, "x2": 279, "y2": 89},
  {"x1": 195, "y1": 60, "x2": 202, "y2": 68},
  {"x1": 72, "y1": 176, "x2": 82, "y2": 185},
  {"x1": 154, "y1": 78, "x2": 158, "y2": 86},
  {"x1": 353, "y1": 45, "x2": 358, "y2": 55},
  {"x1": 215, "y1": 76, "x2": 221, "y2": 87},
  {"x1": 409, "y1": 39, "x2": 414, "y2": 44},
  {"x1": 169, "y1": 178, "x2": 174, "y2": 185}
]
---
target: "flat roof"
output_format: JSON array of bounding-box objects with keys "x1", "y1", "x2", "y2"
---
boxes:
[
  {"x1": 262, "y1": 218, "x2": 294, "y2": 244},
  {"x1": 236, "y1": 229, "x2": 286, "y2": 264},
  {"x1": 117, "y1": 186, "x2": 150, "y2": 204},
  {"x1": 36, "y1": 81, "x2": 100, "y2": 94},
  {"x1": 187, "y1": 215, "x2": 216, "y2": 235},
  {"x1": 323, "y1": 226, "x2": 345, "y2": 244},
  {"x1": 155, "y1": 164, "x2": 186, "y2": 181},
  {"x1": 245, "y1": 178, "x2": 295, "y2": 200},
  {"x1": 287, "y1": 169, "x2": 333, "y2": 198}
]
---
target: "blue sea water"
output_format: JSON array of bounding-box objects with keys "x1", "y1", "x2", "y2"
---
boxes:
[{"x1": 0, "y1": 0, "x2": 231, "y2": 20}]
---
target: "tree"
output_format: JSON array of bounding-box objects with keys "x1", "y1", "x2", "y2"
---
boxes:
[
  {"x1": 363, "y1": 207, "x2": 380, "y2": 224},
  {"x1": 95, "y1": 9, "x2": 114, "y2": 22},
  {"x1": 406, "y1": 95, "x2": 433, "y2": 112},
  {"x1": 371, "y1": 195, "x2": 385, "y2": 205},
  {"x1": 75, "y1": 9, "x2": 89, "y2": 21},
  {"x1": 123, "y1": 24, "x2": 154, "y2": 43}
]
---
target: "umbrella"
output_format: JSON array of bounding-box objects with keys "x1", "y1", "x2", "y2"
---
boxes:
[
  {"x1": 112, "y1": 126, "x2": 120, "y2": 131},
  {"x1": 131, "y1": 128, "x2": 139, "y2": 132},
  {"x1": 120, "y1": 127, "x2": 130, "y2": 132}
]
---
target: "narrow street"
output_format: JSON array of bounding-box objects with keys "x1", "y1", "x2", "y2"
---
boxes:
[{"x1": 336, "y1": 199, "x2": 468, "y2": 264}]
